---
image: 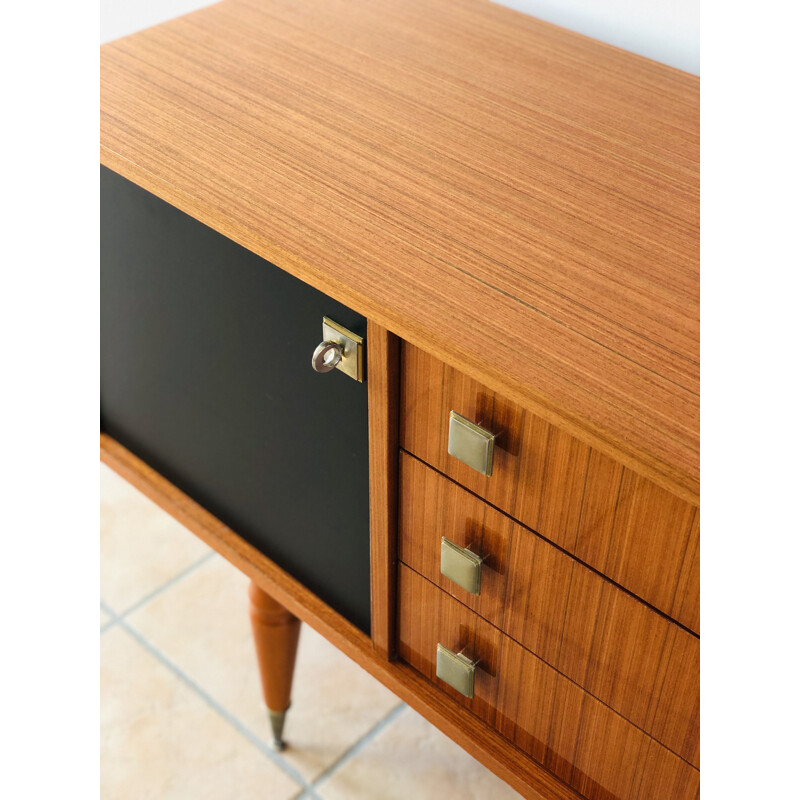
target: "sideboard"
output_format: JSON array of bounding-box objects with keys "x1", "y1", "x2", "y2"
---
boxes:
[{"x1": 100, "y1": 2, "x2": 699, "y2": 798}]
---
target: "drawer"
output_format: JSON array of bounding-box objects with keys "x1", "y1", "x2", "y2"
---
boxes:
[
  {"x1": 397, "y1": 565, "x2": 698, "y2": 800},
  {"x1": 398, "y1": 453, "x2": 699, "y2": 766},
  {"x1": 400, "y1": 342, "x2": 699, "y2": 633}
]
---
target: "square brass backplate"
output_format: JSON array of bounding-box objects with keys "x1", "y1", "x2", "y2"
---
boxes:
[
  {"x1": 436, "y1": 644, "x2": 476, "y2": 699},
  {"x1": 322, "y1": 317, "x2": 364, "y2": 382},
  {"x1": 440, "y1": 537, "x2": 482, "y2": 595},
  {"x1": 447, "y1": 411, "x2": 494, "y2": 476}
]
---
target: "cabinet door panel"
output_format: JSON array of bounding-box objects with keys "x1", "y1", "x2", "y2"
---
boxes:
[{"x1": 101, "y1": 166, "x2": 371, "y2": 632}]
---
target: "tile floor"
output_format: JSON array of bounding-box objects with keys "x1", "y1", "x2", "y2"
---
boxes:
[{"x1": 100, "y1": 463, "x2": 524, "y2": 799}]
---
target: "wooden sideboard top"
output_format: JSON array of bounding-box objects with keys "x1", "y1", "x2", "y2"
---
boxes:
[{"x1": 100, "y1": 0, "x2": 699, "y2": 503}]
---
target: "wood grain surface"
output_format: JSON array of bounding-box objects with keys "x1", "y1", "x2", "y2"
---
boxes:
[
  {"x1": 248, "y1": 581, "x2": 302, "y2": 715},
  {"x1": 401, "y1": 344, "x2": 699, "y2": 632},
  {"x1": 398, "y1": 453, "x2": 699, "y2": 765},
  {"x1": 397, "y1": 564, "x2": 699, "y2": 800},
  {"x1": 399, "y1": 452, "x2": 515, "y2": 628},
  {"x1": 101, "y1": 433, "x2": 583, "y2": 800},
  {"x1": 367, "y1": 322, "x2": 400, "y2": 659},
  {"x1": 100, "y1": 0, "x2": 699, "y2": 503}
]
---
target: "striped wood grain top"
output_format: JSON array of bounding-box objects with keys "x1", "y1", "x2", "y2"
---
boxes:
[{"x1": 100, "y1": 0, "x2": 699, "y2": 502}]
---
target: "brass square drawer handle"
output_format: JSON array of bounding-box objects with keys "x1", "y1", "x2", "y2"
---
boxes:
[
  {"x1": 448, "y1": 411, "x2": 495, "y2": 476},
  {"x1": 440, "y1": 537, "x2": 483, "y2": 595},
  {"x1": 435, "y1": 644, "x2": 479, "y2": 698}
]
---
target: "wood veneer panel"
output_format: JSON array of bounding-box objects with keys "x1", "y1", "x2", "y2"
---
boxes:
[
  {"x1": 670, "y1": 510, "x2": 700, "y2": 633},
  {"x1": 397, "y1": 565, "x2": 699, "y2": 800},
  {"x1": 248, "y1": 582, "x2": 301, "y2": 717},
  {"x1": 398, "y1": 563, "x2": 503, "y2": 725},
  {"x1": 101, "y1": 434, "x2": 581, "y2": 800},
  {"x1": 401, "y1": 344, "x2": 699, "y2": 632},
  {"x1": 367, "y1": 322, "x2": 400, "y2": 659},
  {"x1": 592, "y1": 469, "x2": 698, "y2": 629},
  {"x1": 557, "y1": 566, "x2": 699, "y2": 766},
  {"x1": 398, "y1": 453, "x2": 514, "y2": 627},
  {"x1": 643, "y1": 625, "x2": 701, "y2": 767},
  {"x1": 100, "y1": 0, "x2": 699, "y2": 503},
  {"x1": 398, "y1": 453, "x2": 698, "y2": 765}
]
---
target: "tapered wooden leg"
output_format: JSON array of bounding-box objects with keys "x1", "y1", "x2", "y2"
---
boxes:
[{"x1": 248, "y1": 581, "x2": 302, "y2": 751}]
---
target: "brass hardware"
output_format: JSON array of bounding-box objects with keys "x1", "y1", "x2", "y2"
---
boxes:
[
  {"x1": 267, "y1": 709, "x2": 288, "y2": 751},
  {"x1": 311, "y1": 340, "x2": 343, "y2": 372},
  {"x1": 311, "y1": 317, "x2": 364, "y2": 382},
  {"x1": 440, "y1": 537, "x2": 483, "y2": 595},
  {"x1": 436, "y1": 644, "x2": 478, "y2": 698},
  {"x1": 448, "y1": 411, "x2": 495, "y2": 476}
]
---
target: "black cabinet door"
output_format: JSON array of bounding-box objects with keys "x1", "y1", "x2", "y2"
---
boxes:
[{"x1": 101, "y1": 167, "x2": 371, "y2": 633}]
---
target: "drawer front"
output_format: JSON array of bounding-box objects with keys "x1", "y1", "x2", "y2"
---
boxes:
[
  {"x1": 399, "y1": 452, "x2": 514, "y2": 627},
  {"x1": 101, "y1": 167, "x2": 371, "y2": 633},
  {"x1": 399, "y1": 453, "x2": 698, "y2": 766},
  {"x1": 397, "y1": 565, "x2": 699, "y2": 800},
  {"x1": 401, "y1": 343, "x2": 699, "y2": 633}
]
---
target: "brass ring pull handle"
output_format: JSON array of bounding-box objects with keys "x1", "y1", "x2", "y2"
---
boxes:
[
  {"x1": 311, "y1": 318, "x2": 365, "y2": 382},
  {"x1": 311, "y1": 340, "x2": 344, "y2": 373}
]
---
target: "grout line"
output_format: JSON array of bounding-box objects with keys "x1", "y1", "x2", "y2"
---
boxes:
[
  {"x1": 292, "y1": 789, "x2": 322, "y2": 800},
  {"x1": 100, "y1": 552, "x2": 217, "y2": 635},
  {"x1": 116, "y1": 619, "x2": 310, "y2": 791},
  {"x1": 100, "y1": 600, "x2": 120, "y2": 633},
  {"x1": 101, "y1": 553, "x2": 411, "y2": 795},
  {"x1": 116, "y1": 550, "x2": 217, "y2": 619},
  {"x1": 310, "y1": 702, "x2": 408, "y2": 793}
]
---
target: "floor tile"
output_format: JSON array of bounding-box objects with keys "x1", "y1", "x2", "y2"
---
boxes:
[
  {"x1": 127, "y1": 556, "x2": 402, "y2": 782},
  {"x1": 316, "y1": 706, "x2": 524, "y2": 800},
  {"x1": 101, "y1": 463, "x2": 211, "y2": 612},
  {"x1": 101, "y1": 626, "x2": 300, "y2": 800}
]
